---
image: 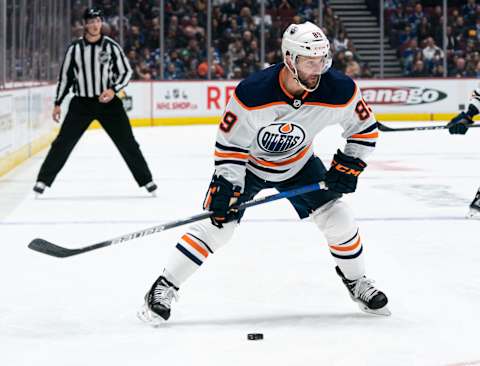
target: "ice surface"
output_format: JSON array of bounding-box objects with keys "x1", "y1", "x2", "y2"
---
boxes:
[{"x1": 1, "y1": 123, "x2": 479, "y2": 366}]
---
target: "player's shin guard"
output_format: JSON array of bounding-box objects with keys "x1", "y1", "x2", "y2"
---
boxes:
[
  {"x1": 162, "y1": 220, "x2": 238, "y2": 286},
  {"x1": 312, "y1": 199, "x2": 389, "y2": 315},
  {"x1": 311, "y1": 199, "x2": 365, "y2": 280}
]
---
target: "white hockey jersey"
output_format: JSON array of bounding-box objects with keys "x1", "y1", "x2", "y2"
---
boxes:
[
  {"x1": 468, "y1": 84, "x2": 480, "y2": 112},
  {"x1": 214, "y1": 63, "x2": 378, "y2": 190}
]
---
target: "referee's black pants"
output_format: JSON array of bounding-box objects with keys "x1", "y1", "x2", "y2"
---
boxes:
[{"x1": 37, "y1": 96, "x2": 153, "y2": 187}]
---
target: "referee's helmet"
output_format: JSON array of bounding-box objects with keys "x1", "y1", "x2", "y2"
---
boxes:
[{"x1": 83, "y1": 7, "x2": 103, "y2": 21}]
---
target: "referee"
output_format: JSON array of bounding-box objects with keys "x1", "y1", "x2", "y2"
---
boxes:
[{"x1": 33, "y1": 7, "x2": 157, "y2": 196}]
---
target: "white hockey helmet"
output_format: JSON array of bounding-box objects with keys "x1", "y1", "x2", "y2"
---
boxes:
[{"x1": 281, "y1": 22, "x2": 332, "y2": 91}]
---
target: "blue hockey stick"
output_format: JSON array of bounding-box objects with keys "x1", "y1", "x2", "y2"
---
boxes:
[{"x1": 28, "y1": 182, "x2": 326, "y2": 258}]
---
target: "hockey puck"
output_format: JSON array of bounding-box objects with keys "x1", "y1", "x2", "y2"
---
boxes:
[{"x1": 247, "y1": 333, "x2": 263, "y2": 340}]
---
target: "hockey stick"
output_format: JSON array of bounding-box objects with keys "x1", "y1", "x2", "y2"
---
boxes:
[
  {"x1": 28, "y1": 182, "x2": 326, "y2": 258},
  {"x1": 377, "y1": 121, "x2": 480, "y2": 132}
]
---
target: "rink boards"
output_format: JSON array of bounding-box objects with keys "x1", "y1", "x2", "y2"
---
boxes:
[
  {"x1": 1, "y1": 78, "x2": 479, "y2": 178},
  {"x1": 115, "y1": 78, "x2": 480, "y2": 127}
]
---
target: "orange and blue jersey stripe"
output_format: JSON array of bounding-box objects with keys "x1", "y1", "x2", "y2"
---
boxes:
[
  {"x1": 328, "y1": 229, "x2": 363, "y2": 259},
  {"x1": 175, "y1": 233, "x2": 213, "y2": 266},
  {"x1": 214, "y1": 142, "x2": 249, "y2": 167},
  {"x1": 247, "y1": 144, "x2": 312, "y2": 175},
  {"x1": 347, "y1": 122, "x2": 378, "y2": 148}
]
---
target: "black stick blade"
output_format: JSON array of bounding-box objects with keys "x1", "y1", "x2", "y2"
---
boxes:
[
  {"x1": 28, "y1": 239, "x2": 83, "y2": 258},
  {"x1": 377, "y1": 123, "x2": 397, "y2": 132}
]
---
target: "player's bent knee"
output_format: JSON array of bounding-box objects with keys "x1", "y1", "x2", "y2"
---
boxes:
[
  {"x1": 311, "y1": 199, "x2": 357, "y2": 243},
  {"x1": 186, "y1": 220, "x2": 238, "y2": 252}
]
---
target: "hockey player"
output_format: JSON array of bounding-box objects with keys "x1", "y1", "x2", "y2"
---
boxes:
[
  {"x1": 138, "y1": 22, "x2": 390, "y2": 325},
  {"x1": 446, "y1": 85, "x2": 480, "y2": 218}
]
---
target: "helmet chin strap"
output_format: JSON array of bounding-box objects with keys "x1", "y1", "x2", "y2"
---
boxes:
[{"x1": 284, "y1": 57, "x2": 321, "y2": 93}]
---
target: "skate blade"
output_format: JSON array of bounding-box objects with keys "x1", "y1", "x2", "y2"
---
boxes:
[
  {"x1": 358, "y1": 303, "x2": 391, "y2": 316},
  {"x1": 466, "y1": 208, "x2": 480, "y2": 219},
  {"x1": 136, "y1": 305, "x2": 166, "y2": 327}
]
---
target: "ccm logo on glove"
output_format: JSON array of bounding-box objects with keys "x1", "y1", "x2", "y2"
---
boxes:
[
  {"x1": 325, "y1": 149, "x2": 366, "y2": 194},
  {"x1": 331, "y1": 161, "x2": 363, "y2": 176}
]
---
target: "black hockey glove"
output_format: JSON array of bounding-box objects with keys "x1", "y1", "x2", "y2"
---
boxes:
[
  {"x1": 203, "y1": 175, "x2": 241, "y2": 228},
  {"x1": 447, "y1": 105, "x2": 478, "y2": 135},
  {"x1": 325, "y1": 149, "x2": 366, "y2": 194},
  {"x1": 447, "y1": 112, "x2": 474, "y2": 135}
]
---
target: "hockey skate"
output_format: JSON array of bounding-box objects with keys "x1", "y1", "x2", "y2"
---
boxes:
[
  {"x1": 33, "y1": 181, "x2": 47, "y2": 197},
  {"x1": 144, "y1": 181, "x2": 158, "y2": 197},
  {"x1": 466, "y1": 188, "x2": 480, "y2": 219},
  {"x1": 336, "y1": 266, "x2": 391, "y2": 316},
  {"x1": 137, "y1": 276, "x2": 179, "y2": 326}
]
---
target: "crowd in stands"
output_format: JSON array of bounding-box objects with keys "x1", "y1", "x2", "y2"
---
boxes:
[
  {"x1": 71, "y1": 0, "x2": 480, "y2": 79},
  {"x1": 72, "y1": 0, "x2": 372, "y2": 80},
  {"x1": 384, "y1": 0, "x2": 480, "y2": 77}
]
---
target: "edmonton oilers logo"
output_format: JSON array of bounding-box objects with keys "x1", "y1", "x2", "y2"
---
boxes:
[{"x1": 257, "y1": 123, "x2": 306, "y2": 153}]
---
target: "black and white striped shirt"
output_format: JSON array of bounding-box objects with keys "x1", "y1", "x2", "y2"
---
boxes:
[{"x1": 54, "y1": 35, "x2": 133, "y2": 106}]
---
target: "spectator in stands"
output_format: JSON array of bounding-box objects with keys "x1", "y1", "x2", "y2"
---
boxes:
[
  {"x1": 275, "y1": 1, "x2": 297, "y2": 27},
  {"x1": 344, "y1": 51, "x2": 361, "y2": 78},
  {"x1": 197, "y1": 59, "x2": 225, "y2": 79},
  {"x1": 333, "y1": 31, "x2": 352, "y2": 53},
  {"x1": 72, "y1": 20, "x2": 84, "y2": 38},
  {"x1": 229, "y1": 66, "x2": 243, "y2": 79},
  {"x1": 242, "y1": 30, "x2": 255, "y2": 50},
  {"x1": 189, "y1": 15, "x2": 205, "y2": 38},
  {"x1": 430, "y1": 5, "x2": 443, "y2": 32},
  {"x1": 299, "y1": 0, "x2": 316, "y2": 22},
  {"x1": 142, "y1": 48, "x2": 156, "y2": 70},
  {"x1": 408, "y1": 3, "x2": 424, "y2": 33},
  {"x1": 398, "y1": 25, "x2": 415, "y2": 47},
  {"x1": 332, "y1": 50, "x2": 347, "y2": 73},
  {"x1": 445, "y1": 26, "x2": 459, "y2": 51},
  {"x1": 465, "y1": 60, "x2": 477, "y2": 77},
  {"x1": 470, "y1": 51, "x2": 480, "y2": 72},
  {"x1": 411, "y1": 59, "x2": 427, "y2": 77},
  {"x1": 264, "y1": 50, "x2": 278, "y2": 68},
  {"x1": 431, "y1": 64, "x2": 445, "y2": 77},
  {"x1": 462, "y1": 0, "x2": 477, "y2": 19},
  {"x1": 211, "y1": 61, "x2": 226, "y2": 79},
  {"x1": 323, "y1": 7, "x2": 341, "y2": 38},
  {"x1": 475, "y1": 60, "x2": 480, "y2": 78},
  {"x1": 422, "y1": 37, "x2": 444, "y2": 71},
  {"x1": 166, "y1": 50, "x2": 185, "y2": 74},
  {"x1": 449, "y1": 57, "x2": 468, "y2": 77},
  {"x1": 402, "y1": 39, "x2": 422, "y2": 75},
  {"x1": 361, "y1": 63, "x2": 374, "y2": 78},
  {"x1": 417, "y1": 16, "x2": 433, "y2": 41},
  {"x1": 125, "y1": 25, "x2": 145, "y2": 52},
  {"x1": 384, "y1": 0, "x2": 400, "y2": 10},
  {"x1": 165, "y1": 63, "x2": 182, "y2": 80},
  {"x1": 136, "y1": 61, "x2": 152, "y2": 80},
  {"x1": 227, "y1": 37, "x2": 246, "y2": 74},
  {"x1": 453, "y1": 16, "x2": 467, "y2": 42}
]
